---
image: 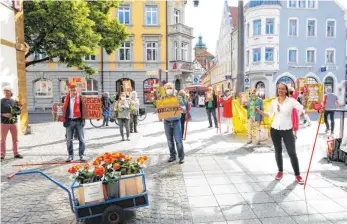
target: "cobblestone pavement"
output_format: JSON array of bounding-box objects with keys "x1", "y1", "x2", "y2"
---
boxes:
[{"x1": 1, "y1": 108, "x2": 347, "y2": 224}]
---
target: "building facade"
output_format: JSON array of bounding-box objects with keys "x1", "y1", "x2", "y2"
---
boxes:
[
  {"x1": 25, "y1": 0, "x2": 194, "y2": 111},
  {"x1": 244, "y1": 0, "x2": 346, "y2": 102}
]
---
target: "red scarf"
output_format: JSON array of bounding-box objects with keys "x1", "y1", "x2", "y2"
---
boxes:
[{"x1": 62, "y1": 93, "x2": 81, "y2": 121}]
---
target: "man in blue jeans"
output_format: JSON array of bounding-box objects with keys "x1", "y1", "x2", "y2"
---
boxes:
[
  {"x1": 324, "y1": 87, "x2": 339, "y2": 134},
  {"x1": 162, "y1": 83, "x2": 185, "y2": 164}
]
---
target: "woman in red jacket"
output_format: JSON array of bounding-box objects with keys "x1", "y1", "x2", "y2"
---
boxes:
[{"x1": 218, "y1": 89, "x2": 233, "y2": 133}]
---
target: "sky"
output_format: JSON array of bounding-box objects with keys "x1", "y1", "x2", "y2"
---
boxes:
[{"x1": 185, "y1": 0, "x2": 347, "y2": 55}]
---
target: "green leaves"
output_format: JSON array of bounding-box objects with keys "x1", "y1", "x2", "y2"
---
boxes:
[{"x1": 24, "y1": 0, "x2": 129, "y2": 75}]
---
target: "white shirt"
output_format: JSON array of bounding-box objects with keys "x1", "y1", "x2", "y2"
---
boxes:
[
  {"x1": 69, "y1": 96, "x2": 76, "y2": 119},
  {"x1": 269, "y1": 97, "x2": 303, "y2": 130}
]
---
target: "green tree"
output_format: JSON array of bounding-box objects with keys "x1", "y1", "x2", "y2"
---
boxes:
[{"x1": 24, "y1": 0, "x2": 129, "y2": 75}]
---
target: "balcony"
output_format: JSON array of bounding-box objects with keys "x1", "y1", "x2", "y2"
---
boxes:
[
  {"x1": 168, "y1": 23, "x2": 194, "y2": 38},
  {"x1": 245, "y1": 61, "x2": 279, "y2": 74}
]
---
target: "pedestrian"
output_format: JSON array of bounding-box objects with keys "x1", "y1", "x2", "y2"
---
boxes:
[
  {"x1": 289, "y1": 87, "x2": 299, "y2": 139},
  {"x1": 62, "y1": 94, "x2": 78, "y2": 140},
  {"x1": 178, "y1": 90, "x2": 188, "y2": 139},
  {"x1": 62, "y1": 83, "x2": 86, "y2": 162},
  {"x1": 162, "y1": 83, "x2": 184, "y2": 164},
  {"x1": 129, "y1": 90, "x2": 140, "y2": 133},
  {"x1": 102, "y1": 92, "x2": 113, "y2": 127},
  {"x1": 256, "y1": 83, "x2": 305, "y2": 184},
  {"x1": 246, "y1": 88, "x2": 263, "y2": 145},
  {"x1": 1, "y1": 86, "x2": 23, "y2": 160},
  {"x1": 297, "y1": 91, "x2": 311, "y2": 126},
  {"x1": 205, "y1": 87, "x2": 218, "y2": 128},
  {"x1": 218, "y1": 89, "x2": 233, "y2": 134},
  {"x1": 324, "y1": 87, "x2": 339, "y2": 134},
  {"x1": 114, "y1": 92, "x2": 130, "y2": 141}
]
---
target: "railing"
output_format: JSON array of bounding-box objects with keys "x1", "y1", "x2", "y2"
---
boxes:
[{"x1": 168, "y1": 23, "x2": 193, "y2": 36}]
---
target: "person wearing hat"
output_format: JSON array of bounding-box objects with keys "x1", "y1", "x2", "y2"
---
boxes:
[
  {"x1": 1, "y1": 86, "x2": 23, "y2": 160},
  {"x1": 62, "y1": 83, "x2": 86, "y2": 162},
  {"x1": 246, "y1": 88, "x2": 264, "y2": 145},
  {"x1": 205, "y1": 86, "x2": 218, "y2": 128}
]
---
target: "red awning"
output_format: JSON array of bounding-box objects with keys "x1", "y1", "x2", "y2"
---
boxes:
[{"x1": 184, "y1": 85, "x2": 209, "y2": 92}]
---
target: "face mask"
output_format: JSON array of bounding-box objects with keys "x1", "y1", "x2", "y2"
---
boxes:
[
  {"x1": 166, "y1": 89, "x2": 173, "y2": 95},
  {"x1": 121, "y1": 96, "x2": 126, "y2": 100}
]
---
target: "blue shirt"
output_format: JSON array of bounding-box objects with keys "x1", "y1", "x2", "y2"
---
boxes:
[{"x1": 325, "y1": 93, "x2": 338, "y2": 110}]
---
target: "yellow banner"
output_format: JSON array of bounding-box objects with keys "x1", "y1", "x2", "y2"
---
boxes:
[
  {"x1": 156, "y1": 97, "x2": 181, "y2": 120},
  {"x1": 303, "y1": 84, "x2": 323, "y2": 112},
  {"x1": 232, "y1": 98, "x2": 275, "y2": 136}
]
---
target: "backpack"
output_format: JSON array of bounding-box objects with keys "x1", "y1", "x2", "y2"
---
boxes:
[{"x1": 329, "y1": 138, "x2": 347, "y2": 163}]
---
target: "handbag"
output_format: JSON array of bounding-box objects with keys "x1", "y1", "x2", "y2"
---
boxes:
[{"x1": 257, "y1": 120, "x2": 269, "y2": 142}]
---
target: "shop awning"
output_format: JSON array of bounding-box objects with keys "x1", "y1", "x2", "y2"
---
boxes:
[{"x1": 184, "y1": 85, "x2": 209, "y2": 92}]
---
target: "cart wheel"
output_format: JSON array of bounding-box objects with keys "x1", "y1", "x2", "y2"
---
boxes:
[{"x1": 102, "y1": 205, "x2": 124, "y2": 224}]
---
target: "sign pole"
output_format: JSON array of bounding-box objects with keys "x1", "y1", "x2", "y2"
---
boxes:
[{"x1": 184, "y1": 96, "x2": 191, "y2": 140}]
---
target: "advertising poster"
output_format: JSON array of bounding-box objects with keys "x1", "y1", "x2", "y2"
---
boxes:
[
  {"x1": 82, "y1": 96, "x2": 102, "y2": 119},
  {"x1": 52, "y1": 103, "x2": 64, "y2": 122},
  {"x1": 303, "y1": 84, "x2": 323, "y2": 112},
  {"x1": 296, "y1": 77, "x2": 307, "y2": 92},
  {"x1": 68, "y1": 77, "x2": 87, "y2": 91},
  {"x1": 238, "y1": 92, "x2": 249, "y2": 107},
  {"x1": 155, "y1": 97, "x2": 181, "y2": 120},
  {"x1": 122, "y1": 80, "x2": 132, "y2": 93}
]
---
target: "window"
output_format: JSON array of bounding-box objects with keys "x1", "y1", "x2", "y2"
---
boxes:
[
  {"x1": 324, "y1": 77, "x2": 334, "y2": 92},
  {"x1": 143, "y1": 78, "x2": 159, "y2": 104},
  {"x1": 299, "y1": 0, "x2": 305, "y2": 8},
  {"x1": 288, "y1": 49, "x2": 298, "y2": 63},
  {"x1": 145, "y1": 6, "x2": 158, "y2": 25},
  {"x1": 86, "y1": 79, "x2": 98, "y2": 93},
  {"x1": 289, "y1": 0, "x2": 296, "y2": 7},
  {"x1": 118, "y1": 6, "x2": 130, "y2": 24},
  {"x1": 119, "y1": 42, "x2": 131, "y2": 61},
  {"x1": 60, "y1": 80, "x2": 69, "y2": 96},
  {"x1": 327, "y1": 20, "x2": 336, "y2": 37},
  {"x1": 253, "y1": 19, "x2": 261, "y2": 36},
  {"x1": 277, "y1": 76, "x2": 295, "y2": 89},
  {"x1": 307, "y1": 0, "x2": 316, "y2": 8},
  {"x1": 174, "y1": 42, "x2": 178, "y2": 60},
  {"x1": 174, "y1": 9, "x2": 180, "y2": 24},
  {"x1": 306, "y1": 49, "x2": 315, "y2": 63},
  {"x1": 85, "y1": 55, "x2": 96, "y2": 61},
  {"x1": 146, "y1": 42, "x2": 158, "y2": 61},
  {"x1": 307, "y1": 19, "x2": 316, "y2": 37},
  {"x1": 246, "y1": 50, "x2": 250, "y2": 65},
  {"x1": 181, "y1": 42, "x2": 188, "y2": 61},
  {"x1": 289, "y1": 19, "x2": 298, "y2": 36},
  {"x1": 266, "y1": 19, "x2": 274, "y2": 34},
  {"x1": 253, "y1": 48, "x2": 261, "y2": 62},
  {"x1": 34, "y1": 79, "x2": 53, "y2": 96},
  {"x1": 247, "y1": 23, "x2": 250, "y2": 38},
  {"x1": 265, "y1": 48, "x2": 274, "y2": 61},
  {"x1": 326, "y1": 49, "x2": 335, "y2": 64},
  {"x1": 306, "y1": 77, "x2": 318, "y2": 84}
]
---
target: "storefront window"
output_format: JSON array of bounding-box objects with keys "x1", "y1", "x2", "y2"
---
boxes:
[
  {"x1": 34, "y1": 79, "x2": 53, "y2": 96},
  {"x1": 324, "y1": 77, "x2": 334, "y2": 93},
  {"x1": 116, "y1": 78, "x2": 135, "y2": 94},
  {"x1": 143, "y1": 78, "x2": 158, "y2": 104},
  {"x1": 306, "y1": 77, "x2": 318, "y2": 84}
]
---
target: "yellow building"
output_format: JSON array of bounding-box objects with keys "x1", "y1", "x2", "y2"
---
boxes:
[{"x1": 25, "y1": 0, "x2": 195, "y2": 110}]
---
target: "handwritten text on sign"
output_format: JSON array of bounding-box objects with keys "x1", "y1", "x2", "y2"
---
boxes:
[
  {"x1": 68, "y1": 77, "x2": 87, "y2": 91},
  {"x1": 82, "y1": 97, "x2": 102, "y2": 119},
  {"x1": 156, "y1": 97, "x2": 181, "y2": 120}
]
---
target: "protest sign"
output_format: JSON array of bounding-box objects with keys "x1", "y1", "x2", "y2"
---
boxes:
[
  {"x1": 238, "y1": 92, "x2": 249, "y2": 107},
  {"x1": 82, "y1": 96, "x2": 102, "y2": 119},
  {"x1": 296, "y1": 77, "x2": 307, "y2": 92},
  {"x1": 155, "y1": 97, "x2": 181, "y2": 120},
  {"x1": 68, "y1": 77, "x2": 87, "y2": 91},
  {"x1": 52, "y1": 103, "x2": 64, "y2": 122},
  {"x1": 122, "y1": 80, "x2": 132, "y2": 93},
  {"x1": 303, "y1": 84, "x2": 323, "y2": 112}
]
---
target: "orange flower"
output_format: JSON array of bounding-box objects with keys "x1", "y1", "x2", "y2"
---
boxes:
[
  {"x1": 139, "y1": 158, "x2": 145, "y2": 164},
  {"x1": 96, "y1": 156, "x2": 103, "y2": 161},
  {"x1": 94, "y1": 167, "x2": 105, "y2": 177},
  {"x1": 143, "y1": 155, "x2": 148, "y2": 161},
  {"x1": 119, "y1": 153, "x2": 126, "y2": 159},
  {"x1": 104, "y1": 152, "x2": 111, "y2": 159},
  {"x1": 125, "y1": 156, "x2": 132, "y2": 162},
  {"x1": 68, "y1": 166, "x2": 76, "y2": 174},
  {"x1": 83, "y1": 164, "x2": 90, "y2": 170},
  {"x1": 93, "y1": 160, "x2": 100, "y2": 166},
  {"x1": 113, "y1": 163, "x2": 120, "y2": 170},
  {"x1": 75, "y1": 165, "x2": 81, "y2": 171},
  {"x1": 111, "y1": 155, "x2": 118, "y2": 162},
  {"x1": 104, "y1": 158, "x2": 112, "y2": 164}
]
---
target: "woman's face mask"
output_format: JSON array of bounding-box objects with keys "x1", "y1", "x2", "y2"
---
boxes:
[{"x1": 166, "y1": 89, "x2": 173, "y2": 95}]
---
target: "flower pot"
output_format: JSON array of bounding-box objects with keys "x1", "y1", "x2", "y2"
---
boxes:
[
  {"x1": 76, "y1": 181, "x2": 105, "y2": 205},
  {"x1": 105, "y1": 181, "x2": 120, "y2": 199},
  {"x1": 119, "y1": 174, "x2": 144, "y2": 197}
]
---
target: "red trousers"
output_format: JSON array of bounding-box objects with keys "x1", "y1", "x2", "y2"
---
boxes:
[{"x1": 1, "y1": 123, "x2": 19, "y2": 157}]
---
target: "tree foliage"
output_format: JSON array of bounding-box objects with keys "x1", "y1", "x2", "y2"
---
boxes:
[{"x1": 24, "y1": 0, "x2": 129, "y2": 75}]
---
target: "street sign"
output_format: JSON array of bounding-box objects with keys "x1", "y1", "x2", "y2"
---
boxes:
[
  {"x1": 193, "y1": 76, "x2": 200, "y2": 85},
  {"x1": 225, "y1": 75, "x2": 232, "y2": 80},
  {"x1": 244, "y1": 77, "x2": 250, "y2": 84}
]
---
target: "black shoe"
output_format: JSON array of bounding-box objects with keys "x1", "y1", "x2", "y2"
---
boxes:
[
  {"x1": 66, "y1": 155, "x2": 73, "y2": 162},
  {"x1": 127, "y1": 138, "x2": 130, "y2": 141},
  {"x1": 1, "y1": 156, "x2": 4, "y2": 161},
  {"x1": 122, "y1": 138, "x2": 125, "y2": 141},
  {"x1": 208, "y1": 126, "x2": 212, "y2": 128},
  {"x1": 303, "y1": 120, "x2": 307, "y2": 124},
  {"x1": 106, "y1": 124, "x2": 109, "y2": 126},
  {"x1": 134, "y1": 130, "x2": 138, "y2": 133},
  {"x1": 168, "y1": 157, "x2": 176, "y2": 162},
  {"x1": 14, "y1": 154, "x2": 23, "y2": 159},
  {"x1": 79, "y1": 155, "x2": 85, "y2": 161},
  {"x1": 130, "y1": 131, "x2": 133, "y2": 133},
  {"x1": 179, "y1": 158, "x2": 185, "y2": 164}
]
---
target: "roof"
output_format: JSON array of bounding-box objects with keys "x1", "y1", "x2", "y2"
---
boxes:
[
  {"x1": 229, "y1": 6, "x2": 238, "y2": 29},
  {"x1": 195, "y1": 35, "x2": 206, "y2": 48},
  {"x1": 245, "y1": 0, "x2": 281, "y2": 10}
]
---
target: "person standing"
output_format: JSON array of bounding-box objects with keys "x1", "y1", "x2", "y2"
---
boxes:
[
  {"x1": 1, "y1": 87, "x2": 23, "y2": 160},
  {"x1": 162, "y1": 83, "x2": 185, "y2": 164},
  {"x1": 256, "y1": 83, "x2": 305, "y2": 184},
  {"x1": 114, "y1": 92, "x2": 130, "y2": 141},
  {"x1": 324, "y1": 87, "x2": 339, "y2": 134},
  {"x1": 289, "y1": 87, "x2": 299, "y2": 139},
  {"x1": 246, "y1": 89, "x2": 264, "y2": 145},
  {"x1": 218, "y1": 89, "x2": 233, "y2": 134},
  {"x1": 205, "y1": 87, "x2": 218, "y2": 128},
  {"x1": 129, "y1": 91, "x2": 140, "y2": 133},
  {"x1": 62, "y1": 84, "x2": 86, "y2": 162},
  {"x1": 178, "y1": 90, "x2": 188, "y2": 139},
  {"x1": 102, "y1": 92, "x2": 113, "y2": 127}
]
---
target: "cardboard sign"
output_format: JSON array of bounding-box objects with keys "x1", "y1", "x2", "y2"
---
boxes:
[
  {"x1": 76, "y1": 181, "x2": 105, "y2": 205},
  {"x1": 156, "y1": 97, "x2": 181, "y2": 120},
  {"x1": 239, "y1": 92, "x2": 249, "y2": 107},
  {"x1": 122, "y1": 80, "x2": 132, "y2": 93},
  {"x1": 303, "y1": 84, "x2": 323, "y2": 112},
  {"x1": 52, "y1": 103, "x2": 64, "y2": 122},
  {"x1": 68, "y1": 77, "x2": 87, "y2": 91},
  {"x1": 82, "y1": 96, "x2": 102, "y2": 119}
]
